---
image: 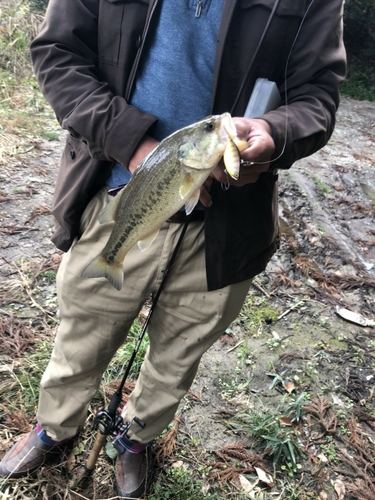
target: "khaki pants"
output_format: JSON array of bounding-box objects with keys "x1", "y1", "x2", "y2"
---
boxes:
[{"x1": 37, "y1": 187, "x2": 251, "y2": 443}]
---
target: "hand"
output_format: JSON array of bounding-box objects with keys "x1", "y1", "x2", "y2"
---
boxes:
[
  {"x1": 199, "y1": 118, "x2": 275, "y2": 207},
  {"x1": 128, "y1": 134, "x2": 159, "y2": 174}
]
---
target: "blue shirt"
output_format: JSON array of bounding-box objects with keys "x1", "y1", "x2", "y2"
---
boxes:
[{"x1": 108, "y1": 0, "x2": 224, "y2": 188}]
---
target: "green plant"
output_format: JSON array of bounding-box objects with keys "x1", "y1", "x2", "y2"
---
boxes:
[
  {"x1": 280, "y1": 462, "x2": 303, "y2": 478},
  {"x1": 218, "y1": 376, "x2": 249, "y2": 400},
  {"x1": 239, "y1": 294, "x2": 279, "y2": 331},
  {"x1": 266, "y1": 338, "x2": 281, "y2": 350},
  {"x1": 284, "y1": 392, "x2": 309, "y2": 423},
  {"x1": 262, "y1": 431, "x2": 303, "y2": 467},
  {"x1": 237, "y1": 343, "x2": 256, "y2": 367},
  {"x1": 314, "y1": 177, "x2": 332, "y2": 194},
  {"x1": 41, "y1": 130, "x2": 60, "y2": 141},
  {"x1": 320, "y1": 440, "x2": 337, "y2": 463},
  {"x1": 339, "y1": 424, "x2": 351, "y2": 436},
  {"x1": 234, "y1": 400, "x2": 304, "y2": 467},
  {"x1": 267, "y1": 370, "x2": 288, "y2": 390},
  {"x1": 38, "y1": 270, "x2": 57, "y2": 281},
  {"x1": 0, "y1": 1, "x2": 39, "y2": 78}
]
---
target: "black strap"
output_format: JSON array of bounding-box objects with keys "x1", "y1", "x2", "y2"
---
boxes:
[{"x1": 230, "y1": 0, "x2": 282, "y2": 114}]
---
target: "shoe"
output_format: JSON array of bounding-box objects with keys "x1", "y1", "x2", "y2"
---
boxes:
[
  {"x1": 0, "y1": 428, "x2": 70, "y2": 478},
  {"x1": 115, "y1": 445, "x2": 154, "y2": 498}
]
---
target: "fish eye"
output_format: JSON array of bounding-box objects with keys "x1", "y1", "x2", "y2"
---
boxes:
[{"x1": 204, "y1": 120, "x2": 215, "y2": 131}]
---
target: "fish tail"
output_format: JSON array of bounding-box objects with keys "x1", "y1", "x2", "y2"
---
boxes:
[{"x1": 81, "y1": 255, "x2": 124, "y2": 291}]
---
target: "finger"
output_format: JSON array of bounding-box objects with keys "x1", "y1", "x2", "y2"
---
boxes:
[
  {"x1": 209, "y1": 164, "x2": 229, "y2": 184},
  {"x1": 199, "y1": 185, "x2": 212, "y2": 207}
]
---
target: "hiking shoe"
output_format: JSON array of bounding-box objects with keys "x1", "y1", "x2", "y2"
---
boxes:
[
  {"x1": 0, "y1": 428, "x2": 70, "y2": 478},
  {"x1": 115, "y1": 445, "x2": 154, "y2": 498}
]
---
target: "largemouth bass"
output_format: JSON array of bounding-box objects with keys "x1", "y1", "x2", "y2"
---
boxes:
[{"x1": 82, "y1": 113, "x2": 247, "y2": 290}]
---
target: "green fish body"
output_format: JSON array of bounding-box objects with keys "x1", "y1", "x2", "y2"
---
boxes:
[{"x1": 82, "y1": 113, "x2": 240, "y2": 290}]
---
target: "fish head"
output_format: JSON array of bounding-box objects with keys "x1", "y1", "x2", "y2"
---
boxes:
[{"x1": 177, "y1": 113, "x2": 236, "y2": 172}]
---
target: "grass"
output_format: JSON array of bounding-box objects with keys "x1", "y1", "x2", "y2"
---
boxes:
[
  {"x1": 4, "y1": 340, "x2": 53, "y2": 414},
  {"x1": 0, "y1": 2, "x2": 59, "y2": 163},
  {"x1": 313, "y1": 177, "x2": 332, "y2": 195}
]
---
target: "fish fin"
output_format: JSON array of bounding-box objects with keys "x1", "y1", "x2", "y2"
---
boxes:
[
  {"x1": 137, "y1": 229, "x2": 160, "y2": 252},
  {"x1": 98, "y1": 189, "x2": 124, "y2": 224},
  {"x1": 184, "y1": 189, "x2": 200, "y2": 215},
  {"x1": 223, "y1": 137, "x2": 240, "y2": 180},
  {"x1": 81, "y1": 255, "x2": 124, "y2": 291},
  {"x1": 179, "y1": 173, "x2": 194, "y2": 199}
]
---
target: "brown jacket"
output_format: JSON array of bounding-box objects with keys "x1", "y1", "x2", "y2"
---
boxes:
[{"x1": 30, "y1": 0, "x2": 346, "y2": 290}]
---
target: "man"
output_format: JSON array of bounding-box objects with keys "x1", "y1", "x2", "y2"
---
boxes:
[{"x1": 0, "y1": 0, "x2": 346, "y2": 497}]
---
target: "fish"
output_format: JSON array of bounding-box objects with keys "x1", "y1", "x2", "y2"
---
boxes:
[{"x1": 81, "y1": 113, "x2": 247, "y2": 290}]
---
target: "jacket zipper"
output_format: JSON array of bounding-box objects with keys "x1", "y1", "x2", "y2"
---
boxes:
[
  {"x1": 125, "y1": 0, "x2": 160, "y2": 102},
  {"x1": 195, "y1": 0, "x2": 202, "y2": 18}
]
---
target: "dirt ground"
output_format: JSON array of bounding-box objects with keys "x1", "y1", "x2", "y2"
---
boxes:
[{"x1": 1, "y1": 98, "x2": 375, "y2": 499}]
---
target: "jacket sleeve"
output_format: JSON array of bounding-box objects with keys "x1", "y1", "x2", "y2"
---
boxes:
[
  {"x1": 30, "y1": 0, "x2": 157, "y2": 168},
  {"x1": 261, "y1": 0, "x2": 346, "y2": 169}
]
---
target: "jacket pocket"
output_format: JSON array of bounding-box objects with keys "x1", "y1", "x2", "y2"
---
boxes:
[{"x1": 240, "y1": 0, "x2": 306, "y2": 17}]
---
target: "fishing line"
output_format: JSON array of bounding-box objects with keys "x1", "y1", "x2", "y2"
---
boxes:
[
  {"x1": 245, "y1": 0, "x2": 317, "y2": 167},
  {"x1": 270, "y1": 0, "x2": 317, "y2": 165}
]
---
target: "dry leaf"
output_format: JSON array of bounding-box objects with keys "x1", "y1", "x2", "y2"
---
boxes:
[
  {"x1": 319, "y1": 492, "x2": 328, "y2": 500},
  {"x1": 254, "y1": 467, "x2": 274, "y2": 487},
  {"x1": 202, "y1": 476, "x2": 210, "y2": 496},
  {"x1": 171, "y1": 460, "x2": 183, "y2": 468},
  {"x1": 239, "y1": 474, "x2": 256, "y2": 493},
  {"x1": 317, "y1": 453, "x2": 328, "y2": 463},
  {"x1": 279, "y1": 416, "x2": 293, "y2": 426},
  {"x1": 334, "y1": 479, "x2": 345, "y2": 500},
  {"x1": 331, "y1": 395, "x2": 345, "y2": 407},
  {"x1": 272, "y1": 330, "x2": 280, "y2": 339},
  {"x1": 283, "y1": 381, "x2": 295, "y2": 393}
]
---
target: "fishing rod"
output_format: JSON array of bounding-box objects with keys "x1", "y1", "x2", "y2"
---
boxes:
[{"x1": 80, "y1": 218, "x2": 190, "y2": 479}]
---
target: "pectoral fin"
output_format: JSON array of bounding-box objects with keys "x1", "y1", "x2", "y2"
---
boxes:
[
  {"x1": 137, "y1": 229, "x2": 160, "y2": 252},
  {"x1": 179, "y1": 173, "x2": 194, "y2": 199},
  {"x1": 184, "y1": 189, "x2": 200, "y2": 215}
]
